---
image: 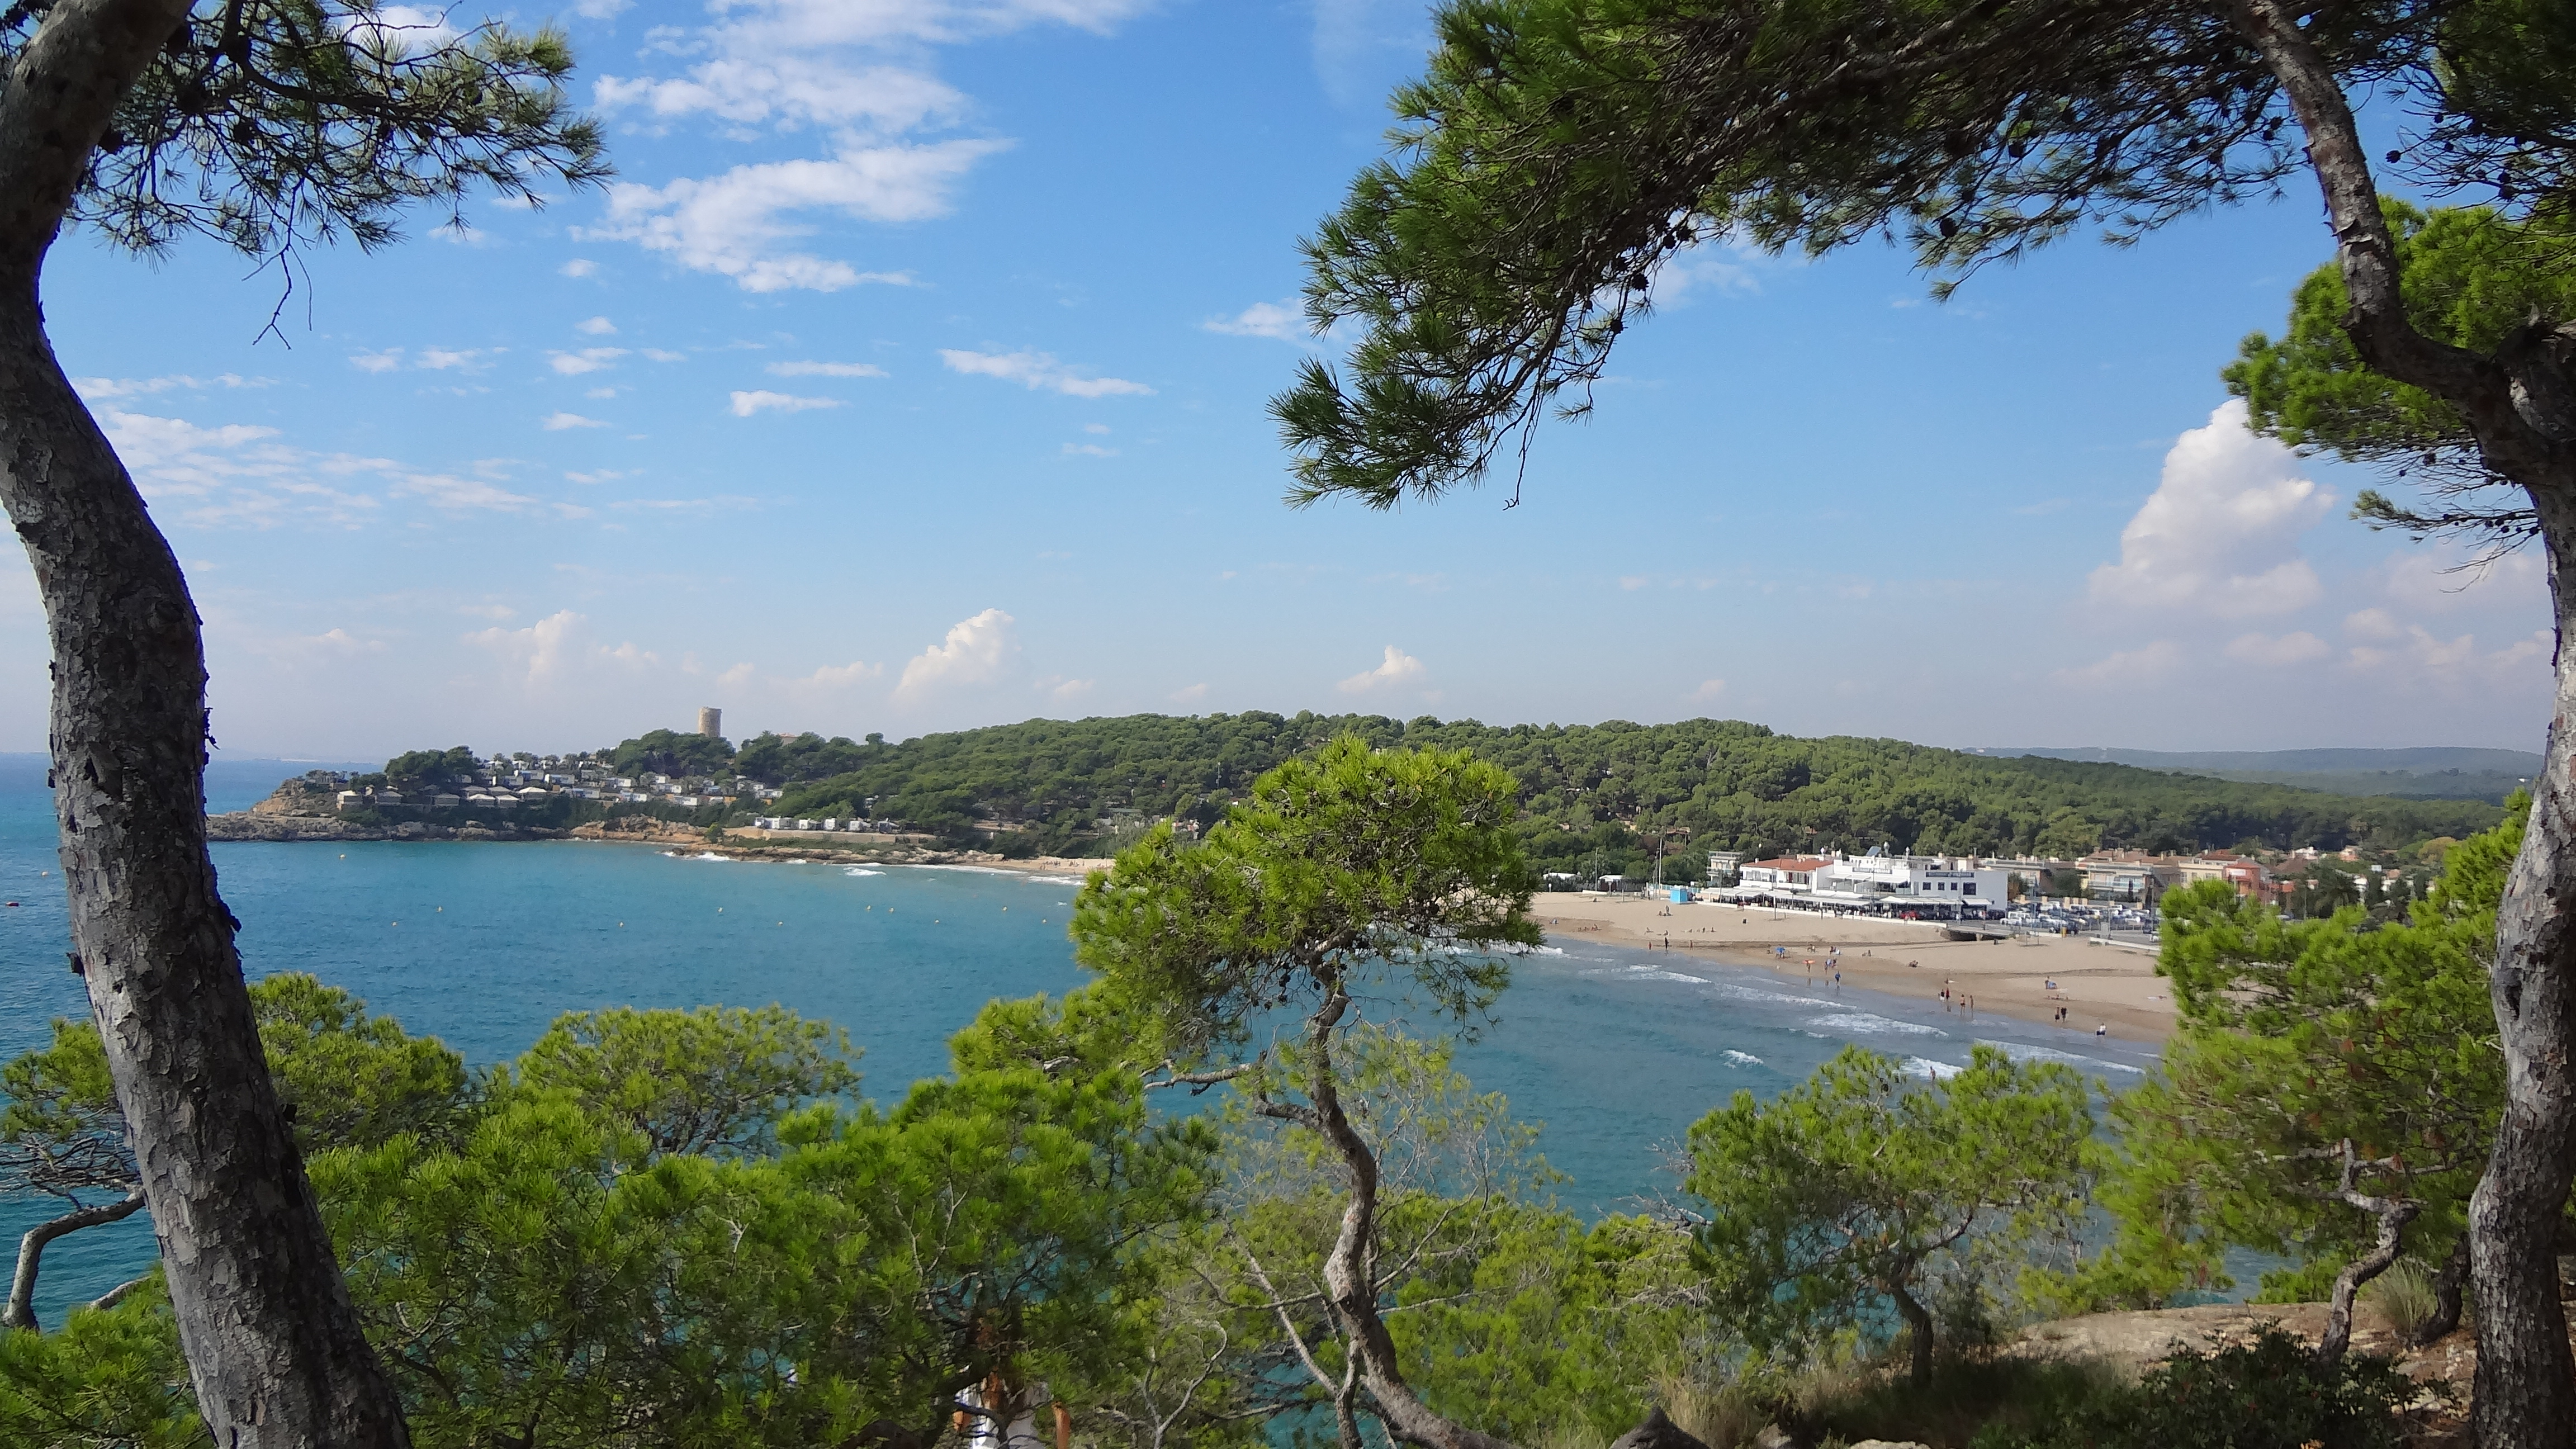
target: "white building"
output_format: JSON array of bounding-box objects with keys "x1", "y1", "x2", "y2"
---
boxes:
[{"x1": 1721, "y1": 848, "x2": 2006, "y2": 914}]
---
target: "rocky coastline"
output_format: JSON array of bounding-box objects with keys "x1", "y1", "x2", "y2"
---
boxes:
[{"x1": 203, "y1": 806, "x2": 1112, "y2": 878}]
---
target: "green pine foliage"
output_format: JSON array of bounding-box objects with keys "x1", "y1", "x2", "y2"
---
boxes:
[
  {"x1": 2063, "y1": 800, "x2": 2517, "y2": 1314},
  {"x1": 749, "y1": 713, "x2": 2497, "y2": 866},
  {"x1": 0, "y1": 1278, "x2": 204, "y2": 1449},
  {"x1": 2225, "y1": 199, "x2": 2576, "y2": 546},
  {"x1": 1685, "y1": 1045, "x2": 2097, "y2": 1386}
]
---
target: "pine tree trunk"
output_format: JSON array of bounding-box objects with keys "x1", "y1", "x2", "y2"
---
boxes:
[
  {"x1": 2228, "y1": 4, "x2": 2576, "y2": 1437},
  {"x1": 2469, "y1": 492, "x2": 2576, "y2": 1443},
  {"x1": 1887, "y1": 1280, "x2": 1934, "y2": 1388},
  {"x1": 0, "y1": 2, "x2": 410, "y2": 1441}
]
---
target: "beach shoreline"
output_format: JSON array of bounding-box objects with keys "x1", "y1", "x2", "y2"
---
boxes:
[{"x1": 1537, "y1": 895, "x2": 2176, "y2": 1044}]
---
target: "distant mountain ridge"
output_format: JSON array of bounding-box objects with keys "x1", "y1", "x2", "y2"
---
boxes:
[
  {"x1": 1977, "y1": 746, "x2": 2539, "y2": 803},
  {"x1": 1981, "y1": 746, "x2": 2540, "y2": 773}
]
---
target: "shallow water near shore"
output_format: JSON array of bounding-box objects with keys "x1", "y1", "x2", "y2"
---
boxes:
[{"x1": 0, "y1": 756, "x2": 2157, "y2": 1323}]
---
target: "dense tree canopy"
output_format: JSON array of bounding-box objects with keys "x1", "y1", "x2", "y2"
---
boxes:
[
  {"x1": 753, "y1": 712, "x2": 2496, "y2": 866},
  {"x1": 2075, "y1": 800, "x2": 2520, "y2": 1358},
  {"x1": 1687, "y1": 1045, "x2": 2095, "y2": 1386}
]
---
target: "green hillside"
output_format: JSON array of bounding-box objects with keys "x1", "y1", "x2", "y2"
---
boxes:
[
  {"x1": 1986, "y1": 746, "x2": 2539, "y2": 803},
  {"x1": 740, "y1": 714, "x2": 2500, "y2": 877}
]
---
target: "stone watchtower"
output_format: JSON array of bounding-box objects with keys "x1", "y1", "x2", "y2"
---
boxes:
[{"x1": 698, "y1": 707, "x2": 722, "y2": 739}]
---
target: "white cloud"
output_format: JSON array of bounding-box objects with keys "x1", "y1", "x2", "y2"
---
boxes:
[
  {"x1": 597, "y1": 59, "x2": 964, "y2": 133},
  {"x1": 640, "y1": 0, "x2": 1153, "y2": 55},
  {"x1": 543, "y1": 412, "x2": 609, "y2": 430},
  {"x1": 1169, "y1": 683, "x2": 1208, "y2": 704},
  {"x1": 800, "y1": 659, "x2": 884, "y2": 688},
  {"x1": 353, "y1": 347, "x2": 496, "y2": 374},
  {"x1": 560, "y1": 258, "x2": 599, "y2": 278},
  {"x1": 102, "y1": 411, "x2": 364, "y2": 528},
  {"x1": 2223, "y1": 631, "x2": 2331, "y2": 666},
  {"x1": 1083, "y1": 423, "x2": 1110, "y2": 434},
  {"x1": 1338, "y1": 645, "x2": 1424, "y2": 694},
  {"x1": 768, "y1": 360, "x2": 888, "y2": 377},
  {"x1": 73, "y1": 372, "x2": 267, "y2": 400},
  {"x1": 1651, "y1": 236, "x2": 1766, "y2": 306},
  {"x1": 1037, "y1": 674, "x2": 1095, "y2": 702},
  {"x1": 939, "y1": 348, "x2": 1152, "y2": 397},
  {"x1": 576, "y1": 0, "x2": 1157, "y2": 290},
  {"x1": 549, "y1": 348, "x2": 629, "y2": 376},
  {"x1": 389, "y1": 471, "x2": 550, "y2": 514},
  {"x1": 730, "y1": 390, "x2": 845, "y2": 416},
  {"x1": 896, "y1": 608, "x2": 1016, "y2": 699},
  {"x1": 2345, "y1": 624, "x2": 2551, "y2": 685},
  {"x1": 96, "y1": 410, "x2": 585, "y2": 530},
  {"x1": 2372, "y1": 541, "x2": 2547, "y2": 615},
  {"x1": 589, "y1": 142, "x2": 997, "y2": 292},
  {"x1": 2053, "y1": 640, "x2": 2185, "y2": 688},
  {"x1": 642, "y1": 349, "x2": 688, "y2": 363},
  {"x1": 576, "y1": 316, "x2": 619, "y2": 336},
  {"x1": 1062, "y1": 442, "x2": 1117, "y2": 457},
  {"x1": 1691, "y1": 678, "x2": 1727, "y2": 702},
  {"x1": 466, "y1": 609, "x2": 586, "y2": 682},
  {"x1": 2088, "y1": 401, "x2": 2332, "y2": 617},
  {"x1": 339, "y1": 5, "x2": 462, "y2": 54},
  {"x1": 2343, "y1": 607, "x2": 2405, "y2": 642},
  {"x1": 1204, "y1": 300, "x2": 1307, "y2": 340}
]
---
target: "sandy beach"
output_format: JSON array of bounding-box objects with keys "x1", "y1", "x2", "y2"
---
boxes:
[{"x1": 1537, "y1": 894, "x2": 2177, "y2": 1044}]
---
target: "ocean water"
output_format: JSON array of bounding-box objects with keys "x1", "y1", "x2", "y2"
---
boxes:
[{"x1": 0, "y1": 755, "x2": 2157, "y2": 1324}]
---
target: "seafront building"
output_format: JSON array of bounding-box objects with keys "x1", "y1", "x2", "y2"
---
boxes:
[{"x1": 1716, "y1": 848, "x2": 2009, "y2": 916}]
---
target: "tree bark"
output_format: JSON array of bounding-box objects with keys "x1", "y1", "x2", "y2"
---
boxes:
[
  {"x1": 2414, "y1": 1230, "x2": 2473, "y2": 1348},
  {"x1": 1886, "y1": 1278, "x2": 1934, "y2": 1388},
  {"x1": 0, "y1": 2, "x2": 410, "y2": 1443},
  {"x1": 2318, "y1": 1144, "x2": 2420, "y2": 1366},
  {"x1": 2228, "y1": 3, "x2": 2576, "y2": 1442},
  {"x1": 1296, "y1": 988, "x2": 1518, "y2": 1449},
  {"x1": 4, "y1": 1188, "x2": 145, "y2": 1330}
]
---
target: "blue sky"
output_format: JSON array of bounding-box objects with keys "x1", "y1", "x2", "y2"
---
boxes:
[{"x1": 0, "y1": 0, "x2": 2544, "y2": 761}]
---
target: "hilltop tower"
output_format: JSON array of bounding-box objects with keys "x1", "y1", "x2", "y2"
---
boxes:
[{"x1": 698, "y1": 706, "x2": 722, "y2": 739}]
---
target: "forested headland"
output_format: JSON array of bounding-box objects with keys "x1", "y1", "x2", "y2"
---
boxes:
[{"x1": 652, "y1": 714, "x2": 2497, "y2": 873}]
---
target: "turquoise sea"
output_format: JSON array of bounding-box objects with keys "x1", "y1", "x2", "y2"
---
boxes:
[{"x1": 0, "y1": 754, "x2": 2158, "y2": 1325}]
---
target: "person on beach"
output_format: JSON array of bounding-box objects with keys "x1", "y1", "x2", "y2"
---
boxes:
[{"x1": 2095, "y1": 1022, "x2": 2109, "y2": 1038}]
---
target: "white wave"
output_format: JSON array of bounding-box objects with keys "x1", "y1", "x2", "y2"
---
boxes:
[
  {"x1": 1722, "y1": 1050, "x2": 1763, "y2": 1067},
  {"x1": 844, "y1": 868, "x2": 885, "y2": 878},
  {"x1": 670, "y1": 851, "x2": 734, "y2": 862},
  {"x1": 1903, "y1": 1057, "x2": 1964, "y2": 1081},
  {"x1": 1974, "y1": 1039, "x2": 2145, "y2": 1074},
  {"x1": 1028, "y1": 874, "x2": 1084, "y2": 886},
  {"x1": 1808, "y1": 1012, "x2": 1947, "y2": 1038},
  {"x1": 1626, "y1": 967, "x2": 1709, "y2": 984},
  {"x1": 1704, "y1": 982, "x2": 1838, "y2": 1010}
]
